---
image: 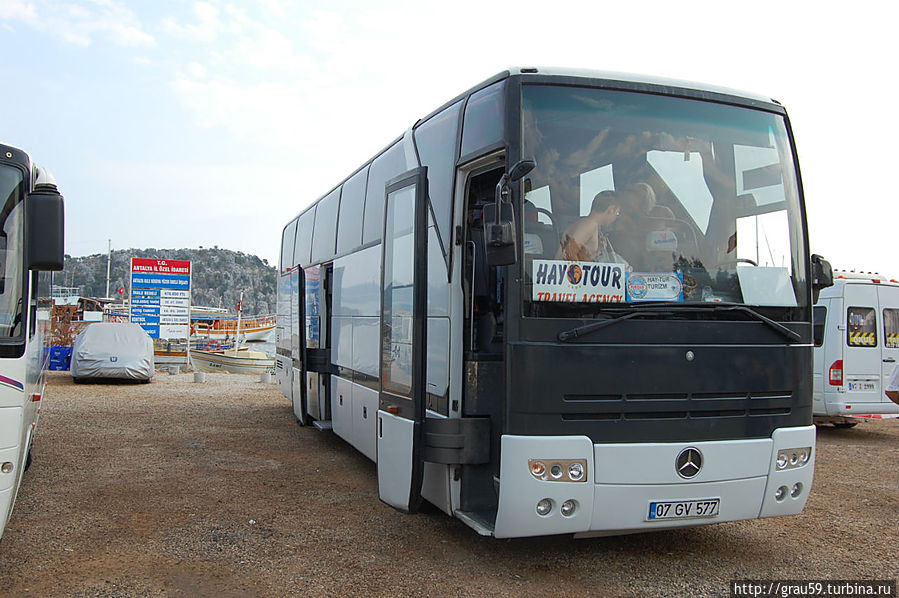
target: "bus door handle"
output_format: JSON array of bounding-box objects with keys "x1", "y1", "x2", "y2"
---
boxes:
[{"x1": 884, "y1": 357, "x2": 896, "y2": 363}]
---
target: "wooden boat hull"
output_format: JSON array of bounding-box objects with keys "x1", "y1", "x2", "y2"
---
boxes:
[{"x1": 191, "y1": 350, "x2": 275, "y2": 375}]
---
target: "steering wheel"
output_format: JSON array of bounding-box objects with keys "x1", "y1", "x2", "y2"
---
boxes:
[
  {"x1": 534, "y1": 207, "x2": 554, "y2": 226},
  {"x1": 714, "y1": 258, "x2": 758, "y2": 269}
]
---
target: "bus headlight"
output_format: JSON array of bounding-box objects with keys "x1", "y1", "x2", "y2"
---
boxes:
[
  {"x1": 775, "y1": 485, "x2": 788, "y2": 501},
  {"x1": 568, "y1": 462, "x2": 585, "y2": 481},
  {"x1": 528, "y1": 459, "x2": 588, "y2": 483},
  {"x1": 775, "y1": 447, "x2": 812, "y2": 471}
]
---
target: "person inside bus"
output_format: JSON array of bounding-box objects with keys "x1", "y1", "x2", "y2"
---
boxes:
[
  {"x1": 555, "y1": 190, "x2": 629, "y2": 267},
  {"x1": 608, "y1": 182, "x2": 662, "y2": 270}
]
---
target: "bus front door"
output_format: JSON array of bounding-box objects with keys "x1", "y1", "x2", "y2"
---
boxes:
[
  {"x1": 292, "y1": 266, "x2": 310, "y2": 425},
  {"x1": 377, "y1": 167, "x2": 428, "y2": 513}
]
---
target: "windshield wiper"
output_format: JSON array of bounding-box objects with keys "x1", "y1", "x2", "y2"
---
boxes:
[
  {"x1": 557, "y1": 307, "x2": 673, "y2": 342},
  {"x1": 556, "y1": 303, "x2": 801, "y2": 343},
  {"x1": 709, "y1": 304, "x2": 801, "y2": 342}
]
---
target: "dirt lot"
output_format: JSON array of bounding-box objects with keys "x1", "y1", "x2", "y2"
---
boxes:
[{"x1": 0, "y1": 372, "x2": 896, "y2": 597}]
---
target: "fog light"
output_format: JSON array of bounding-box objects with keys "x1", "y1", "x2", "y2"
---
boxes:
[
  {"x1": 550, "y1": 464, "x2": 563, "y2": 479},
  {"x1": 1, "y1": 461, "x2": 13, "y2": 474},
  {"x1": 530, "y1": 461, "x2": 546, "y2": 479},
  {"x1": 536, "y1": 498, "x2": 553, "y2": 516},
  {"x1": 560, "y1": 499, "x2": 578, "y2": 517},
  {"x1": 775, "y1": 485, "x2": 788, "y2": 501},
  {"x1": 568, "y1": 462, "x2": 585, "y2": 481},
  {"x1": 791, "y1": 482, "x2": 803, "y2": 498},
  {"x1": 776, "y1": 453, "x2": 788, "y2": 470}
]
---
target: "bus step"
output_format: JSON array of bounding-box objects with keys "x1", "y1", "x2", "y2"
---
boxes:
[
  {"x1": 313, "y1": 420, "x2": 333, "y2": 431},
  {"x1": 454, "y1": 510, "x2": 495, "y2": 536}
]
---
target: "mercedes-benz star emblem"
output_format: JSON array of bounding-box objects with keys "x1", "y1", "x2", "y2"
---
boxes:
[{"x1": 676, "y1": 447, "x2": 703, "y2": 479}]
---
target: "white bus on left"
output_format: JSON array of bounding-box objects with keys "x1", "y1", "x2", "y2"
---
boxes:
[{"x1": 0, "y1": 141, "x2": 65, "y2": 540}]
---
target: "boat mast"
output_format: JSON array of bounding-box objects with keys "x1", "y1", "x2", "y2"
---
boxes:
[
  {"x1": 235, "y1": 291, "x2": 243, "y2": 351},
  {"x1": 105, "y1": 239, "x2": 111, "y2": 298}
]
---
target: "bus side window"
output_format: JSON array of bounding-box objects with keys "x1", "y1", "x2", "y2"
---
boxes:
[
  {"x1": 883, "y1": 308, "x2": 899, "y2": 349},
  {"x1": 295, "y1": 208, "x2": 315, "y2": 268},
  {"x1": 414, "y1": 100, "x2": 462, "y2": 261},
  {"x1": 362, "y1": 142, "x2": 407, "y2": 245},
  {"x1": 311, "y1": 187, "x2": 340, "y2": 264},
  {"x1": 337, "y1": 167, "x2": 368, "y2": 255},
  {"x1": 812, "y1": 305, "x2": 826, "y2": 347},
  {"x1": 847, "y1": 306, "x2": 877, "y2": 347},
  {"x1": 280, "y1": 218, "x2": 297, "y2": 272}
]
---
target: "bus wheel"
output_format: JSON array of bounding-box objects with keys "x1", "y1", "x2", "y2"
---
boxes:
[
  {"x1": 833, "y1": 422, "x2": 858, "y2": 429},
  {"x1": 25, "y1": 448, "x2": 33, "y2": 471}
]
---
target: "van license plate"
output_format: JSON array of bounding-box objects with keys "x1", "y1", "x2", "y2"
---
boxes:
[
  {"x1": 647, "y1": 498, "x2": 720, "y2": 521},
  {"x1": 848, "y1": 381, "x2": 876, "y2": 392}
]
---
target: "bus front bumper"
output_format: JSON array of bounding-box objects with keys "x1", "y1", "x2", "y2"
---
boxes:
[{"x1": 493, "y1": 426, "x2": 815, "y2": 539}]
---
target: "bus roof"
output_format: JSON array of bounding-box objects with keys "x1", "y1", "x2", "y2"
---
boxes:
[{"x1": 505, "y1": 66, "x2": 779, "y2": 106}]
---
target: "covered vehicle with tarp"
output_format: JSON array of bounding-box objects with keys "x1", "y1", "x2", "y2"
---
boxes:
[{"x1": 71, "y1": 323, "x2": 154, "y2": 382}]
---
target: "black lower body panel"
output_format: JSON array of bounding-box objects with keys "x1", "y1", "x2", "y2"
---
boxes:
[{"x1": 507, "y1": 342, "x2": 812, "y2": 443}]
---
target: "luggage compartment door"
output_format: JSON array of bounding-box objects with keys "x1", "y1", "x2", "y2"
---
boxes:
[{"x1": 377, "y1": 167, "x2": 428, "y2": 513}]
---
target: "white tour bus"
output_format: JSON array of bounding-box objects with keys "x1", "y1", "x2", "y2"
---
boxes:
[
  {"x1": 813, "y1": 271, "x2": 899, "y2": 427},
  {"x1": 0, "y1": 142, "x2": 65, "y2": 540},
  {"x1": 276, "y1": 68, "x2": 833, "y2": 538}
]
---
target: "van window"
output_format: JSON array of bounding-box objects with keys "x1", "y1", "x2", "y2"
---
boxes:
[
  {"x1": 883, "y1": 308, "x2": 899, "y2": 348},
  {"x1": 813, "y1": 306, "x2": 826, "y2": 347},
  {"x1": 847, "y1": 306, "x2": 877, "y2": 347}
]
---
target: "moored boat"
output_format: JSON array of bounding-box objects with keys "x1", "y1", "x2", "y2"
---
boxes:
[
  {"x1": 190, "y1": 315, "x2": 275, "y2": 342},
  {"x1": 190, "y1": 347, "x2": 275, "y2": 375}
]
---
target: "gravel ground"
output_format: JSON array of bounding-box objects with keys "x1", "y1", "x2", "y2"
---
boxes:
[{"x1": 0, "y1": 372, "x2": 896, "y2": 597}]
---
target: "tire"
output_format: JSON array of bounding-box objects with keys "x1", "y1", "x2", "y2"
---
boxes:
[
  {"x1": 24, "y1": 448, "x2": 33, "y2": 471},
  {"x1": 833, "y1": 422, "x2": 858, "y2": 429}
]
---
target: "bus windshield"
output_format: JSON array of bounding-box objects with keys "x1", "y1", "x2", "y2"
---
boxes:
[
  {"x1": 0, "y1": 164, "x2": 25, "y2": 339},
  {"x1": 521, "y1": 85, "x2": 806, "y2": 316}
]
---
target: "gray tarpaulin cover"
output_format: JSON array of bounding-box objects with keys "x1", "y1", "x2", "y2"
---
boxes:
[{"x1": 71, "y1": 323, "x2": 155, "y2": 380}]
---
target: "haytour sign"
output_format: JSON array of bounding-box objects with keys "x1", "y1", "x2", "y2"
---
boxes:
[
  {"x1": 531, "y1": 259, "x2": 684, "y2": 303},
  {"x1": 129, "y1": 258, "x2": 192, "y2": 339}
]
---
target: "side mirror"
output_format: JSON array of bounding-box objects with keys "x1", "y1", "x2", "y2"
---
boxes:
[
  {"x1": 508, "y1": 159, "x2": 536, "y2": 183},
  {"x1": 810, "y1": 254, "x2": 833, "y2": 305},
  {"x1": 483, "y1": 201, "x2": 517, "y2": 266},
  {"x1": 25, "y1": 187, "x2": 65, "y2": 271},
  {"x1": 483, "y1": 159, "x2": 536, "y2": 267}
]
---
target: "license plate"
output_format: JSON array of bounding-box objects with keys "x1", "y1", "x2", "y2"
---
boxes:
[
  {"x1": 848, "y1": 381, "x2": 876, "y2": 392},
  {"x1": 647, "y1": 498, "x2": 720, "y2": 521}
]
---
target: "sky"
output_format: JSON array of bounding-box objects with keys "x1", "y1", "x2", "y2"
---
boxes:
[{"x1": 0, "y1": 0, "x2": 895, "y2": 275}]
